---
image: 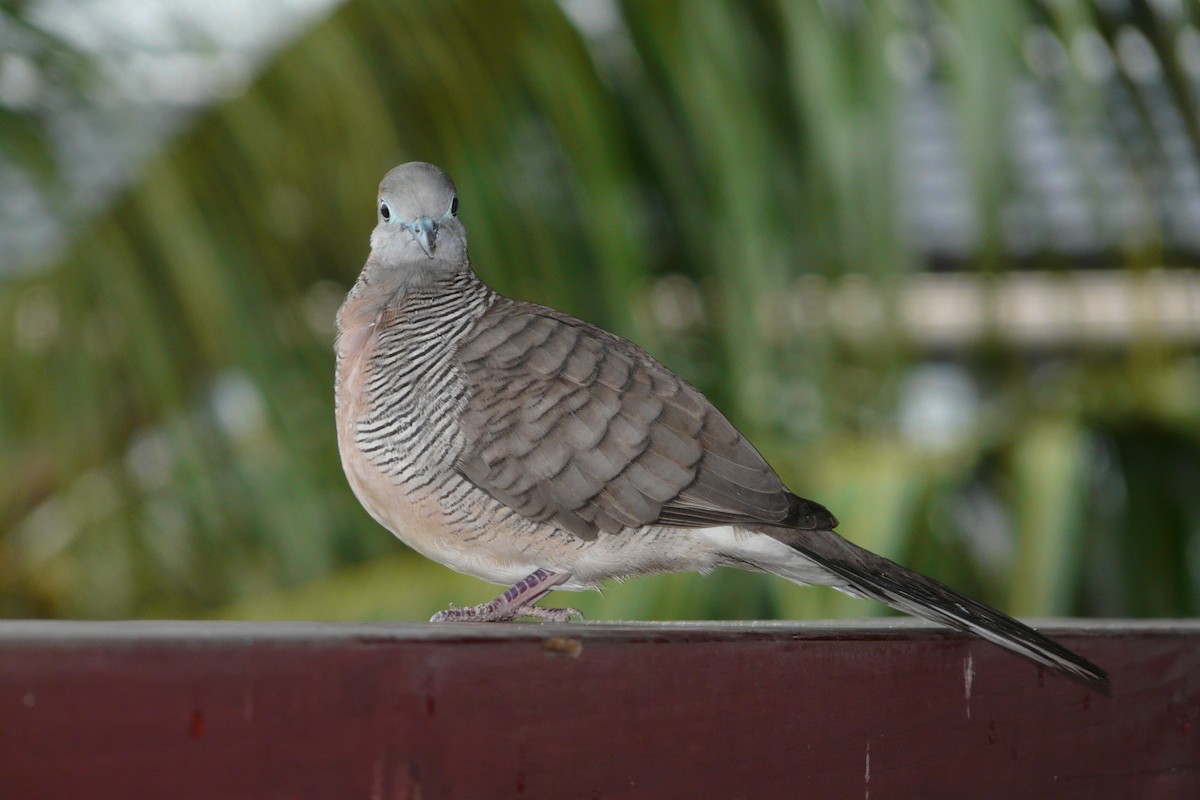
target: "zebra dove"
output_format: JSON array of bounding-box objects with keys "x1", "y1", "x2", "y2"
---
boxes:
[{"x1": 335, "y1": 162, "x2": 1108, "y2": 690}]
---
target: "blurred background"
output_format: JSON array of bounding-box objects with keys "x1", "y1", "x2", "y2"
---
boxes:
[{"x1": 3, "y1": 0, "x2": 1199, "y2": 623}]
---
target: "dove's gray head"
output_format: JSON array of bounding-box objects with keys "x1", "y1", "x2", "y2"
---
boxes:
[{"x1": 369, "y1": 162, "x2": 467, "y2": 272}]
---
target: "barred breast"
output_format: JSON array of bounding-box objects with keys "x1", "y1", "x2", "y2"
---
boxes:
[{"x1": 335, "y1": 270, "x2": 538, "y2": 582}]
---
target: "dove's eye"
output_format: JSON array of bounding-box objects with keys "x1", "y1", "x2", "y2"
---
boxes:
[
  {"x1": 379, "y1": 202, "x2": 391, "y2": 221},
  {"x1": 450, "y1": 196, "x2": 459, "y2": 217}
]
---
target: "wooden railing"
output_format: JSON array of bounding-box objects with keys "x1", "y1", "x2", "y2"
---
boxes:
[{"x1": 2, "y1": 619, "x2": 1197, "y2": 798}]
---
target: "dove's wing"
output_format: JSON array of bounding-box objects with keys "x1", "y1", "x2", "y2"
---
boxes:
[{"x1": 455, "y1": 299, "x2": 836, "y2": 540}]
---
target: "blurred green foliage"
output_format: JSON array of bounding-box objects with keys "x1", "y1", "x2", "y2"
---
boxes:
[{"x1": 2, "y1": 0, "x2": 1199, "y2": 622}]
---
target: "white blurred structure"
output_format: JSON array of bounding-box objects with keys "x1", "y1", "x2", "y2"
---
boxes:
[{"x1": 0, "y1": 0, "x2": 341, "y2": 273}]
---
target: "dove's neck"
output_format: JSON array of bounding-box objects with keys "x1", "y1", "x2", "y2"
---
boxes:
[
  {"x1": 359, "y1": 251, "x2": 474, "y2": 295},
  {"x1": 336, "y1": 256, "x2": 490, "y2": 361}
]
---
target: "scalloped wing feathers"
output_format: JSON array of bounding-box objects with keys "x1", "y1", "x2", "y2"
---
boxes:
[{"x1": 455, "y1": 300, "x2": 837, "y2": 540}]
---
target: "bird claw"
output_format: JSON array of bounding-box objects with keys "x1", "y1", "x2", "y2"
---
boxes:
[
  {"x1": 517, "y1": 605, "x2": 585, "y2": 623},
  {"x1": 430, "y1": 603, "x2": 584, "y2": 623},
  {"x1": 429, "y1": 602, "x2": 493, "y2": 623},
  {"x1": 429, "y1": 569, "x2": 582, "y2": 623}
]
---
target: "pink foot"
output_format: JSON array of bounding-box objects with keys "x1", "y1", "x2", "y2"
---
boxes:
[{"x1": 429, "y1": 569, "x2": 583, "y2": 623}]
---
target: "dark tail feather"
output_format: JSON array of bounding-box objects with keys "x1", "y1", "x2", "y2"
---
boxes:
[{"x1": 765, "y1": 526, "x2": 1110, "y2": 693}]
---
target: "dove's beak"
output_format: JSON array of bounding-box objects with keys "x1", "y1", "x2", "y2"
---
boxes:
[{"x1": 409, "y1": 216, "x2": 438, "y2": 258}]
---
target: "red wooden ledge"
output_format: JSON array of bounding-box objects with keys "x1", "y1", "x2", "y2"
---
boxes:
[{"x1": 1, "y1": 619, "x2": 1197, "y2": 798}]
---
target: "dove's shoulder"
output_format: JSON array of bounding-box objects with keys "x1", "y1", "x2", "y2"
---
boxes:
[{"x1": 456, "y1": 297, "x2": 654, "y2": 370}]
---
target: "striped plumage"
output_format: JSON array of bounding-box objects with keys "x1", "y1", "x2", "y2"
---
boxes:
[
  {"x1": 339, "y1": 270, "x2": 488, "y2": 485},
  {"x1": 335, "y1": 162, "x2": 1108, "y2": 691}
]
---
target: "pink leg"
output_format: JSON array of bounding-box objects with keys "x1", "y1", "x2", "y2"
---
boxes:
[{"x1": 429, "y1": 569, "x2": 585, "y2": 623}]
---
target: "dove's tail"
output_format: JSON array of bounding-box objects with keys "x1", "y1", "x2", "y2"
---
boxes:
[{"x1": 759, "y1": 525, "x2": 1110, "y2": 692}]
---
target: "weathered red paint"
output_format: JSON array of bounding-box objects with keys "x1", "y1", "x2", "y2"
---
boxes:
[{"x1": 1, "y1": 619, "x2": 1196, "y2": 798}]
